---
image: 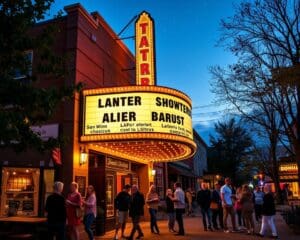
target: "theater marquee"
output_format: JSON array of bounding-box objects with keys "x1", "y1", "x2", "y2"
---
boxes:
[
  {"x1": 80, "y1": 86, "x2": 196, "y2": 163},
  {"x1": 82, "y1": 86, "x2": 192, "y2": 139}
]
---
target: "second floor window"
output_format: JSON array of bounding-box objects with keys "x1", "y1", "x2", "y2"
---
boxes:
[{"x1": 14, "y1": 50, "x2": 33, "y2": 80}]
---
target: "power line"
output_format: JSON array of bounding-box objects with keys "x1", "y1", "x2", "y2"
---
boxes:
[
  {"x1": 193, "y1": 103, "x2": 219, "y2": 109},
  {"x1": 192, "y1": 110, "x2": 224, "y2": 116},
  {"x1": 193, "y1": 118, "x2": 221, "y2": 123}
]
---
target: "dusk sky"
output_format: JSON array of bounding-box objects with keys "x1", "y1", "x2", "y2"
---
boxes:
[{"x1": 49, "y1": 0, "x2": 241, "y2": 144}]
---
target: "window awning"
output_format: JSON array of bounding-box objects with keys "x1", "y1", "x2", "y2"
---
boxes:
[{"x1": 168, "y1": 163, "x2": 196, "y2": 177}]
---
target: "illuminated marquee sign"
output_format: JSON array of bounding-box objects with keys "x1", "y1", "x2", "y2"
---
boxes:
[
  {"x1": 82, "y1": 86, "x2": 193, "y2": 140},
  {"x1": 279, "y1": 163, "x2": 298, "y2": 172},
  {"x1": 135, "y1": 11, "x2": 156, "y2": 86}
]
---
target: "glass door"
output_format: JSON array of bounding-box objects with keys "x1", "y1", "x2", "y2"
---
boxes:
[{"x1": 106, "y1": 174, "x2": 115, "y2": 218}]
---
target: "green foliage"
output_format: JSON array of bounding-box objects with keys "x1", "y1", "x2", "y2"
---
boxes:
[
  {"x1": 0, "y1": 0, "x2": 81, "y2": 152},
  {"x1": 208, "y1": 118, "x2": 253, "y2": 185}
]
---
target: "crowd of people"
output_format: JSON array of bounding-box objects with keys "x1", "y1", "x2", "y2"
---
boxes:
[
  {"x1": 194, "y1": 177, "x2": 279, "y2": 239},
  {"x1": 114, "y1": 182, "x2": 186, "y2": 240},
  {"x1": 113, "y1": 178, "x2": 279, "y2": 239},
  {"x1": 44, "y1": 177, "x2": 280, "y2": 240},
  {"x1": 45, "y1": 181, "x2": 97, "y2": 240}
]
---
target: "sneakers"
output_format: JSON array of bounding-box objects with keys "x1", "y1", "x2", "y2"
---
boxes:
[{"x1": 224, "y1": 229, "x2": 230, "y2": 233}]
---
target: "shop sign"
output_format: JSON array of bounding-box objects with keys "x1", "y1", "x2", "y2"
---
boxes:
[
  {"x1": 279, "y1": 175, "x2": 298, "y2": 180},
  {"x1": 135, "y1": 12, "x2": 156, "y2": 86},
  {"x1": 106, "y1": 158, "x2": 130, "y2": 170},
  {"x1": 82, "y1": 90, "x2": 193, "y2": 140},
  {"x1": 30, "y1": 124, "x2": 59, "y2": 141},
  {"x1": 279, "y1": 163, "x2": 298, "y2": 173}
]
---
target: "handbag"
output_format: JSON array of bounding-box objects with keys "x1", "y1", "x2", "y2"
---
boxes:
[
  {"x1": 210, "y1": 201, "x2": 219, "y2": 210},
  {"x1": 243, "y1": 201, "x2": 254, "y2": 212},
  {"x1": 234, "y1": 200, "x2": 242, "y2": 210},
  {"x1": 75, "y1": 207, "x2": 83, "y2": 218}
]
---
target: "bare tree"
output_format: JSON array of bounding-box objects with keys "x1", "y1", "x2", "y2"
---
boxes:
[{"x1": 210, "y1": 0, "x2": 300, "y2": 191}]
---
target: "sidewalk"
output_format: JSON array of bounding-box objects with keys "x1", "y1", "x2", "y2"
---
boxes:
[{"x1": 79, "y1": 211, "x2": 299, "y2": 240}]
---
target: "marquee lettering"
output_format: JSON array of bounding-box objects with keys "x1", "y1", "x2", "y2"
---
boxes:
[
  {"x1": 102, "y1": 112, "x2": 136, "y2": 123},
  {"x1": 152, "y1": 112, "x2": 184, "y2": 125},
  {"x1": 136, "y1": 12, "x2": 156, "y2": 86},
  {"x1": 98, "y1": 96, "x2": 142, "y2": 108},
  {"x1": 139, "y1": 36, "x2": 149, "y2": 48}
]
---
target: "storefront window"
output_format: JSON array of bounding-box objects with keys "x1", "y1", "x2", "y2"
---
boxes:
[
  {"x1": 1, "y1": 167, "x2": 40, "y2": 216},
  {"x1": 106, "y1": 175, "x2": 114, "y2": 218}
]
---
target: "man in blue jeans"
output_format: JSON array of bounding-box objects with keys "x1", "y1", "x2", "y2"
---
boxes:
[
  {"x1": 197, "y1": 182, "x2": 213, "y2": 231},
  {"x1": 171, "y1": 182, "x2": 186, "y2": 236},
  {"x1": 221, "y1": 177, "x2": 237, "y2": 233}
]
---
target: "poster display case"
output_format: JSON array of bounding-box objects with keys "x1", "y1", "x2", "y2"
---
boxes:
[{"x1": 106, "y1": 174, "x2": 115, "y2": 218}]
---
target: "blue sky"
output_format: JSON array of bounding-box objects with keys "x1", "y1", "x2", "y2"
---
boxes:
[{"x1": 49, "y1": 0, "x2": 241, "y2": 144}]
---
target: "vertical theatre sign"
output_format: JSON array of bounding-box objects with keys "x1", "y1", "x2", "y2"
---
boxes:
[{"x1": 135, "y1": 11, "x2": 156, "y2": 86}]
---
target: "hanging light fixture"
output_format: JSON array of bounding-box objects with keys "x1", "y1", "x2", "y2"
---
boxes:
[{"x1": 80, "y1": 147, "x2": 88, "y2": 165}]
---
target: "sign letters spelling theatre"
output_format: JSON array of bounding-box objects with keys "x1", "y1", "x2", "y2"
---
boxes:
[{"x1": 81, "y1": 12, "x2": 196, "y2": 163}]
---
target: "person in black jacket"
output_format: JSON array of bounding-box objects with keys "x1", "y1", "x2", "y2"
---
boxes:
[
  {"x1": 258, "y1": 185, "x2": 279, "y2": 239},
  {"x1": 45, "y1": 181, "x2": 66, "y2": 240},
  {"x1": 196, "y1": 182, "x2": 213, "y2": 231},
  {"x1": 114, "y1": 184, "x2": 131, "y2": 240},
  {"x1": 166, "y1": 188, "x2": 176, "y2": 232},
  {"x1": 211, "y1": 182, "x2": 224, "y2": 230},
  {"x1": 127, "y1": 185, "x2": 145, "y2": 240}
]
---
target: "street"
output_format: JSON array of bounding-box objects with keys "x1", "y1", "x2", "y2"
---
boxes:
[{"x1": 80, "y1": 211, "x2": 298, "y2": 240}]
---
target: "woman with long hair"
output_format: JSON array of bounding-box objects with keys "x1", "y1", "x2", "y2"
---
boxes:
[
  {"x1": 146, "y1": 184, "x2": 160, "y2": 234},
  {"x1": 66, "y1": 182, "x2": 82, "y2": 240},
  {"x1": 240, "y1": 184, "x2": 255, "y2": 235},
  {"x1": 235, "y1": 186, "x2": 244, "y2": 229},
  {"x1": 83, "y1": 185, "x2": 97, "y2": 240}
]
